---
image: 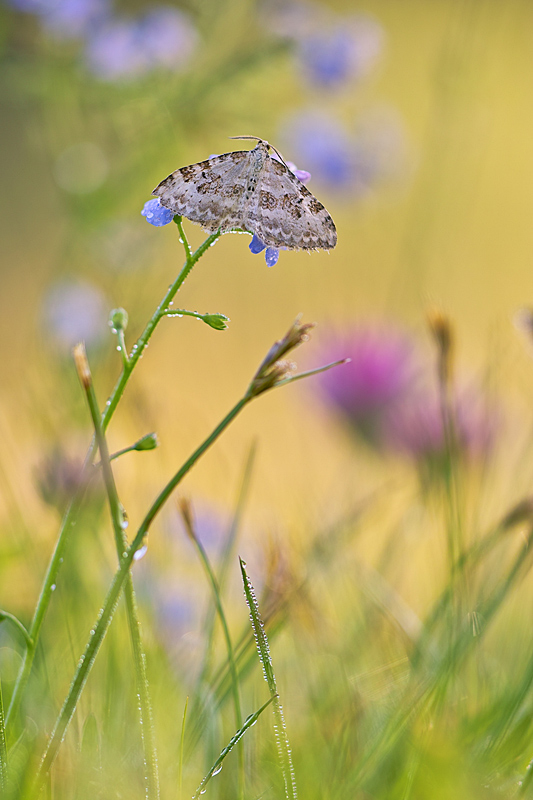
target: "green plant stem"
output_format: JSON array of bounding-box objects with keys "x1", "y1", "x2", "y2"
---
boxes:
[
  {"x1": 192, "y1": 695, "x2": 276, "y2": 800},
  {"x1": 117, "y1": 328, "x2": 129, "y2": 369},
  {"x1": 6, "y1": 223, "x2": 221, "y2": 729},
  {"x1": 0, "y1": 679, "x2": 6, "y2": 792},
  {"x1": 194, "y1": 444, "x2": 256, "y2": 708},
  {"x1": 161, "y1": 308, "x2": 204, "y2": 320},
  {"x1": 178, "y1": 696, "x2": 188, "y2": 800},
  {"x1": 34, "y1": 392, "x2": 252, "y2": 789},
  {"x1": 100, "y1": 225, "x2": 221, "y2": 432},
  {"x1": 0, "y1": 611, "x2": 33, "y2": 647},
  {"x1": 80, "y1": 351, "x2": 160, "y2": 800},
  {"x1": 185, "y1": 520, "x2": 244, "y2": 800},
  {"x1": 518, "y1": 756, "x2": 533, "y2": 797},
  {"x1": 239, "y1": 558, "x2": 298, "y2": 800}
]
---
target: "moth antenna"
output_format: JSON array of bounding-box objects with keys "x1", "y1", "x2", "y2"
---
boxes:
[
  {"x1": 228, "y1": 135, "x2": 264, "y2": 143},
  {"x1": 228, "y1": 136, "x2": 292, "y2": 171}
]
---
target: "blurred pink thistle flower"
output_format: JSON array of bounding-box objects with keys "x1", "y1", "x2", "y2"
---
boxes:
[
  {"x1": 387, "y1": 384, "x2": 498, "y2": 465},
  {"x1": 318, "y1": 324, "x2": 417, "y2": 447}
]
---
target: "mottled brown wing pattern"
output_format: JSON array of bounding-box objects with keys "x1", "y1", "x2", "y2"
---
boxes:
[
  {"x1": 245, "y1": 158, "x2": 337, "y2": 251},
  {"x1": 152, "y1": 151, "x2": 251, "y2": 233}
]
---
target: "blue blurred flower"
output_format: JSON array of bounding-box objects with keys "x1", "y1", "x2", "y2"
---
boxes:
[
  {"x1": 135, "y1": 7, "x2": 198, "y2": 71},
  {"x1": 39, "y1": 0, "x2": 110, "y2": 39},
  {"x1": 42, "y1": 278, "x2": 108, "y2": 351},
  {"x1": 281, "y1": 112, "x2": 363, "y2": 192},
  {"x1": 141, "y1": 198, "x2": 174, "y2": 227},
  {"x1": 297, "y1": 15, "x2": 384, "y2": 89},
  {"x1": 317, "y1": 323, "x2": 417, "y2": 448},
  {"x1": 84, "y1": 17, "x2": 147, "y2": 79},
  {"x1": 85, "y1": 6, "x2": 198, "y2": 80},
  {"x1": 280, "y1": 108, "x2": 408, "y2": 195},
  {"x1": 3, "y1": 0, "x2": 53, "y2": 14}
]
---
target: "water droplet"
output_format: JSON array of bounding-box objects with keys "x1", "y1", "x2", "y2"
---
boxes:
[
  {"x1": 50, "y1": 584, "x2": 56, "y2": 591},
  {"x1": 116, "y1": 345, "x2": 121, "y2": 351},
  {"x1": 134, "y1": 544, "x2": 148, "y2": 561},
  {"x1": 212, "y1": 764, "x2": 222, "y2": 776}
]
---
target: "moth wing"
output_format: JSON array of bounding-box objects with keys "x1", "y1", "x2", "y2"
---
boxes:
[
  {"x1": 246, "y1": 158, "x2": 337, "y2": 251},
  {"x1": 152, "y1": 151, "x2": 251, "y2": 233}
]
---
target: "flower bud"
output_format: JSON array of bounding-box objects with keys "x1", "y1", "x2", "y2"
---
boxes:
[
  {"x1": 133, "y1": 432, "x2": 159, "y2": 451},
  {"x1": 109, "y1": 307, "x2": 129, "y2": 333},
  {"x1": 202, "y1": 313, "x2": 230, "y2": 331}
]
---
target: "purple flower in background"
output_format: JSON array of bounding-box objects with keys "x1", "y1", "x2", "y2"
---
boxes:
[
  {"x1": 388, "y1": 385, "x2": 498, "y2": 465},
  {"x1": 281, "y1": 112, "x2": 368, "y2": 192},
  {"x1": 318, "y1": 324, "x2": 417, "y2": 448},
  {"x1": 318, "y1": 322, "x2": 499, "y2": 469},
  {"x1": 39, "y1": 0, "x2": 110, "y2": 39},
  {"x1": 260, "y1": 0, "x2": 321, "y2": 39},
  {"x1": 136, "y1": 7, "x2": 198, "y2": 71},
  {"x1": 42, "y1": 278, "x2": 108, "y2": 350},
  {"x1": 141, "y1": 198, "x2": 174, "y2": 227},
  {"x1": 85, "y1": 17, "x2": 148, "y2": 79},
  {"x1": 297, "y1": 15, "x2": 384, "y2": 89},
  {"x1": 85, "y1": 6, "x2": 197, "y2": 81},
  {"x1": 281, "y1": 108, "x2": 408, "y2": 195},
  {"x1": 36, "y1": 448, "x2": 85, "y2": 511},
  {"x1": 3, "y1": 0, "x2": 53, "y2": 14}
]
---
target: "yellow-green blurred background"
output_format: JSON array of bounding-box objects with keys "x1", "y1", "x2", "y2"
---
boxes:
[
  {"x1": 3, "y1": 1, "x2": 533, "y2": 796},
  {"x1": 2, "y1": 0, "x2": 533, "y2": 625}
]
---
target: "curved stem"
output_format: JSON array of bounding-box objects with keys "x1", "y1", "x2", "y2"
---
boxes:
[
  {"x1": 182, "y1": 508, "x2": 244, "y2": 799},
  {"x1": 34, "y1": 393, "x2": 251, "y2": 788},
  {"x1": 77, "y1": 345, "x2": 160, "y2": 800},
  {"x1": 0, "y1": 611, "x2": 33, "y2": 648},
  {"x1": 6, "y1": 225, "x2": 221, "y2": 729}
]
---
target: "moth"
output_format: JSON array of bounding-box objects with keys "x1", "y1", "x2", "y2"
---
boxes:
[{"x1": 152, "y1": 136, "x2": 337, "y2": 251}]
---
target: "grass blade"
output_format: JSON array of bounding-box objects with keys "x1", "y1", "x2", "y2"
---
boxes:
[
  {"x1": 75, "y1": 343, "x2": 160, "y2": 800},
  {"x1": 0, "y1": 678, "x2": 7, "y2": 792},
  {"x1": 178, "y1": 696, "x2": 188, "y2": 800},
  {"x1": 192, "y1": 695, "x2": 275, "y2": 800},
  {"x1": 239, "y1": 557, "x2": 298, "y2": 800}
]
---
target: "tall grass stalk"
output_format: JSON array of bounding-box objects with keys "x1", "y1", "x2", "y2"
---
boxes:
[
  {"x1": 179, "y1": 498, "x2": 244, "y2": 800},
  {"x1": 178, "y1": 696, "x2": 188, "y2": 800},
  {"x1": 0, "y1": 679, "x2": 7, "y2": 792},
  {"x1": 74, "y1": 342, "x2": 160, "y2": 800},
  {"x1": 34, "y1": 315, "x2": 331, "y2": 789},
  {"x1": 192, "y1": 695, "x2": 276, "y2": 800},
  {"x1": 240, "y1": 557, "x2": 298, "y2": 800}
]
